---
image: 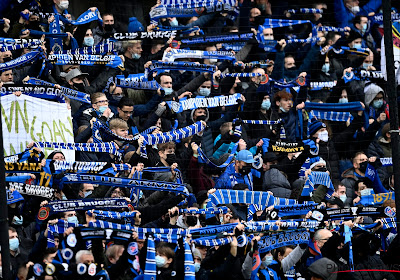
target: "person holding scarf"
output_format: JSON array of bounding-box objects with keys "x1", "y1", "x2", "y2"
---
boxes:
[{"x1": 79, "y1": 92, "x2": 114, "y2": 128}]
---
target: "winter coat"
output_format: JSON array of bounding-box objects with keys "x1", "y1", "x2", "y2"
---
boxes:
[{"x1": 263, "y1": 168, "x2": 292, "y2": 198}]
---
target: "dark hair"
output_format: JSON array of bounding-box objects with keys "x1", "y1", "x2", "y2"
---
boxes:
[
  {"x1": 352, "y1": 151, "x2": 366, "y2": 164},
  {"x1": 118, "y1": 97, "x2": 134, "y2": 109},
  {"x1": 156, "y1": 242, "x2": 175, "y2": 259},
  {"x1": 352, "y1": 15, "x2": 367, "y2": 26},
  {"x1": 155, "y1": 72, "x2": 172, "y2": 84},
  {"x1": 274, "y1": 90, "x2": 293, "y2": 102}
]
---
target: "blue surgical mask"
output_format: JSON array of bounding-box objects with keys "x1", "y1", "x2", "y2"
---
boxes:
[
  {"x1": 353, "y1": 43, "x2": 362, "y2": 49},
  {"x1": 280, "y1": 106, "x2": 289, "y2": 113},
  {"x1": 9, "y1": 238, "x2": 19, "y2": 251},
  {"x1": 262, "y1": 255, "x2": 273, "y2": 267},
  {"x1": 67, "y1": 216, "x2": 79, "y2": 224},
  {"x1": 84, "y1": 37, "x2": 94, "y2": 46},
  {"x1": 132, "y1": 53, "x2": 141, "y2": 59},
  {"x1": 163, "y1": 87, "x2": 173, "y2": 95},
  {"x1": 170, "y1": 18, "x2": 179, "y2": 26},
  {"x1": 363, "y1": 62, "x2": 373, "y2": 69},
  {"x1": 198, "y1": 87, "x2": 211, "y2": 96},
  {"x1": 261, "y1": 99, "x2": 271, "y2": 110},
  {"x1": 98, "y1": 106, "x2": 108, "y2": 113},
  {"x1": 321, "y1": 63, "x2": 330, "y2": 73},
  {"x1": 112, "y1": 94, "x2": 124, "y2": 102},
  {"x1": 155, "y1": 255, "x2": 166, "y2": 268},
  {"x1": 339, "y1": 97, "x2": 348, "y2": 103},
  {"x1": 372, "y1": 99, "x2": 383, "y2": 109},
  {"x1": 84, "y1": 190, "x2": 93, "y2": 198},
  {"x1": 362, "y1": 23, "x2": 367, "y2": 33},
  {"x1": 360, "y1": 188, "x2": 372, "y2": 196},
  {"x1": 194, "y1": 262, "x2": 201, "y2": 272},
  {"x1": 12, "y1": 216, "x2": 23, "y2": 226},
  {"x1": 339, "y1": 194, "x2": 347, "y2": 203}
]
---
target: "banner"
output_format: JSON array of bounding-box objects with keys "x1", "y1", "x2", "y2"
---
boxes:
[
  {"x1": 1, "y1": 94, "x2": 75, "y2": 159},
  {"x1": 162, "y1": 49, "x2": 235, "y2": 62},
  {"x1": 6, "y1": 182, "x2": 55, "y2": 199},
  {"x1": 47, "y1": 53, "x2": 123, "y2": 68},
  {"x1": 113, "y1": 30, "x2": 177, "y2": 40},
  {"x1": 166, "y1": 93, "x2": 241, "y2": 113},
  {"x1": 0, "y1": 84, "x2": 65, "y2": 103}
]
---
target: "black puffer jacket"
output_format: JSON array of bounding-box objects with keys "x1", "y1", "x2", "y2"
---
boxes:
[
  {"x1": 262, "y1": 168, "x2": 292, "y2": 198},
  {"x1": 313, "y1": 137, "x2": 340, "y2": 181},
  {"x1": 353, "y1": 255, "x2": 396, "y2": 280}
]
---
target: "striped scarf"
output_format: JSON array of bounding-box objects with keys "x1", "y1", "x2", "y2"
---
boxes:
[
  {"x1": 60, "y1": 42, "x2": 114, "y2": 55},
  {"x1": 181, "y1": 32, "x2": 253, "y2": 45},
  {"x1": 301, "y1": 171, "x2": 335, "y2": 199},
  {"x1": 47, "y1": 220, "x2": 80, "y2": 248},
  {"x1": 0, "y1": 40, "x2": 42, "y2": 51},
  {"x1": 0, "y1": 49, "x2": 43, "y2": 71},
  {"x1": 180, "y1": 207, "x2": 228, "y2": 215},
  {"x1": 317, "y1": 26, "x2": 347, "y2": 32},
  {"x1": 87, "y1": 210, "x2": 136, "y2": 221},
  {"x1": 310, "y1": 110, "x2": 352, "y2": 122},
  {"x1": 262, "y1": 18, "x2": 311, "y2": 28},
  {"x1": 287, "y1": 8, "x2": 323, "y2": 14},
  {"x1": 162, "y1": 49, "x2": 235, "y2": 62},
  {"x1": 144, "y1": 235, "x2": 157, "y2": 280},
  {"x1": 184, "y1": 241, "x2": 196, "y2": 280},
  {"x1": 145, "y1": 61, "x2": 217, "y2": 78},
  {"x1": 192, "y1": 236, "x2": 233, "y2": 246}
]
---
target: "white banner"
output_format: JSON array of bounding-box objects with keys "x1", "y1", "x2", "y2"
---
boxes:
[{"x1": 1, "y1": 94, "x2": 75, "y2": 160}]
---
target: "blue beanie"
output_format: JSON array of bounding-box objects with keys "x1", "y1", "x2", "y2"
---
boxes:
[
  {"x1": 128, "y1": 17, "x2": 144, "y2": 33},
  {"x1": 308, "y1": 117, "x2": 326, "y2": 137}
]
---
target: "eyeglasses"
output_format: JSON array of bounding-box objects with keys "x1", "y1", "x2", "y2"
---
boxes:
[
  {"x1": 122, "y1": 110, "x2": 133, "y2": 115},
  {"x1": 95, "y1": 100, "x2": 109, "y2": 105}
]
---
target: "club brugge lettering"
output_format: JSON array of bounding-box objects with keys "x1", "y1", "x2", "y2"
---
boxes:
[
  {"x1": 359, "y1": 70, "x2": 384, "y2": 79},
  {"x1": 7, "y1": 182, "x2": 55, "y2": 198},
  {"x1": 113, "y1": 30, "x2": 177, "y2": 40},
  {"x1": 258, "y1": 231, "x2": 310, "y2": 252},
  {"x1": 5, "y1": 162, "x2": 42, "y2": 172}
]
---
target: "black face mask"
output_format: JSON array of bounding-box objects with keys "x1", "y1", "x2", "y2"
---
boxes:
[
  {"x1": 196, "y1": 115, "x2": 207, "y2": 122},
  {"x1": 359, "y1": 161, "x2": 368, "y2": 173},
  {"x1": 186, "y1": 215, "x2": 198, "y2": 227},
  {"x1": 239, "y1": 165, "x2": 252, "y2": 176},
  {"x1": 28, "y1": 21, "x2": 40, "y2": 30},
  {"x1": 3, "y1": 56, "x2": 12, "y2": 62},
  {"x1": 104, "y1": 24, "x2": 114, "y2": 32},
  {"x1": 315, "y1": 167, "x2": 327, "y2": 172},
  {"x1": 73, "y1": 82, "x2": 85, "y2": 92},
  {"x1": 166, "y1": 153, "x2": 177, "y2": 165}
]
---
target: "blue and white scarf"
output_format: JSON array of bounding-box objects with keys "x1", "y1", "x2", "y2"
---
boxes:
[
  {"x1": 46, "y1": 198, "x2": 130, "y2": 213},
  {"x1": 162, "y1": 49, "x2": 235, "y2": 62},
  {"x1": 309, "y1": 81, "x2": 337, "y2": 91},
  {"x1": 47, "y1": 220, "x2": 80, "y2": 247},
  {"x1": 86, "y1": 210, "x2": 136, "y2": 221},
  {"x1": 181, "y1": 32, "x2": 254, "y2": 45},
  {"x1": 60, "y1": 42, "x2": 115, "y2": 55},
  {"x1": 107, "y1": 75, "x2": 159, "y2": 90},
  {"x1": 258, "y1": 230, "x2": 310, "y2": 253},
  {"x1": 6, "y1": 189, "x2": 24, "y2": 204},
  {"x1": 144, "y1": 235, "x2": 157, "y2": 280},
  {"x1": 192, "y1": 236, "x2": 233, "y2": 246},
  {"x1": 343, "y1": 69, "x2": 385, "y2": 83},
  {"x1": 179, "y1": 206, "x2": 229, "y2": 215},
  {"x1": 166, "y1": 93, "x2": 241, "y2": 113},
  {"x1": 0, "y1": 49, "x2": 43, "y2": 71},
  {"x1": 47, "y1": 53, "x2": 123, "y2": 68},
  {"x1": 261, "y1": 18, "x2": 311, "y2": 29},
  {"x1": 145, "y1": 61, "x2": 216, "y2": 79},
  {"x1": 365, "y1": 163, "x2": 389, "y2": 194},
  {"x1": 0, "y1": 38, "x2": 42, "y2": 45},
  {"x1": 0, "y1": 84, "x2": 65, "y2": 103},
  {"x1": 316, "y1": 26, "x2": 347, "y2": 32},
  {"x1": 26, "y1": 78, "x2": 91, "y2": 104},
  {"x1": 369, "y1": 13, "x2": 400, "y2": 25},
  {"x1": 301, "y1": 171, "x2": 335, "y2": 199},
  {"x1": 59, "y1": 8, "x2": 103, "y2": 26},
  {"x1": 287, "y1": 8, "x2": 323, "y2": 14},
  {"x1": 184, "y1": 241, "x2": 196, "y2": 280},
  {"x1": 0, "y1": 40, "x2": 41, "y2": 52}
]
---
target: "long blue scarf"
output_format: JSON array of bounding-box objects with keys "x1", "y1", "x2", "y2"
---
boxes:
[
  {"x1": 356, "y1": 192, "x2": 394, "y2": 206},
  {"x1": 145, "y1": 61, "x2": 216, "y2": 79},
  {"x1": 258, "y1": 230, "x2": 310, "y2": 253},
  {"x1": 51, "y1": 160, "x2": 123, "y2": 174},
  {"x1": 162, "y1": 49, "x2": 235, "y2": 62},
  {"x1": 261, "y1": 18, "x2": 311, "y2": 28},
  {"x1": 287, "y1": 8, "x2": 323, "y2": 14},
  {"x1": 179, "y1": 206, "x2": 229, "y2": 215},
  {"x1": 344, "y1": 225, "x2": 354, "y2": 271},
  {"x1": 301, "y1": 171, "x2": 335, "y2": 199},
  {"x1": 86, "y1": 210, "x2": 136, "y2": 222},
  {"x1": 192, "y1": 236, "x2": 233, "y2": 246},
  {"x1": 113, "y1": 30, "x2": 177, "y2": 40},
  {"x1": 0, "y1": 49, "x2": 43, "y2": 71},
  {"x1": 317, "y1": 26, "x2": 347, "y2": 32},
  {"x1": 343, "y1": 69, "x2": 385, "y2": 83},
  {"x1": 166, "y1": 93, "x2": 241, "y2": 113},
  {"x1": 6, "y1": 189, "x2": 24, "y2": 204},
  {"x1": 261, "y1": 138, "x2": 318, "y2": 155},
  {"x1": 48, "y1": 14, "x2": 64, "y2": 52},
  {"x1": 0, "y1": 40, "x2": 42, "y2": 52},
  {"x1": 365, "y1": 163, "x2": 389, "y2": 194},
  {"x1": 268, "y1": 203, "x2": 320, "y2": 218},
  {"x1": 144, "y1": 235, "x2": 157, "y2": 280},
  {"x1": 107, "y1": 75, "x2": 159, "y2": 90},
  {"x1": 60, "y1": 174, "x2": 189, "y2": 196},
  {"x1": 59, "y1": 8, "x2": 103, "y2": 26},
  {"x1": 0, "y1": 84, "x2": 65, "y2": 103},
  {"x1": 0, "y1": 37, "x2": 42, "y2": 45},
  {"x1": 184, "y1": 240, "x2": 196, "y2": 280},
  {"x1": 369, "y1": 13, "x2": 400, "y2": 25},
  {"x1": 45, "y1": 198, "x2": 131, "y2": 213},
  {"x1": 47, "y1": 220, "x2": 80, "y2": 247},
  {"x1": 61, "y1": 42, "x2": 115, "y2": 55},
  {"x1": 47, "y1": 53, "x2": 123, "y2": 68},
  {"x1": 180, "y1": 32, "x2": 254, "y2": 45},
  {"x1": 7, "y1": 181, "x2": 55, "y2": 199}
]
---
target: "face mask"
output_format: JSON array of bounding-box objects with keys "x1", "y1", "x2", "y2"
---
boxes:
[
  {"x1": 362, "y1": 23, "x2": 367, "y2": 33},
  {"x1": 170, "y1": 18, "x2": 179, "y2": 26},
  {"x1": 58, "y1": 0, "x2": 69, "y2": 10},
  {"x1": 3, "y1": 56, "x2": 12, "y2": 63},
  {"x1": 84, "y1": 37, "x2": 94, "y2": 46},
  {"x1": 239, "y1": 165, "x2": 252, "y2": 176},
  {"x1": 315, "y1": 167, "x2": 327, "y2": 172},
  {"x1": 339, "y1": 97, "x2": 348, "y2": 103},
  {"x1": 261, "y1": 99, "x2": 271, "y2": 110},
  {"x1": 339, "y1": 194, "x2": 347, "y2": 203},
  {"x1": 321, "y1": 63, "x2": 330, "y2": 73},
  {"x1": 194, "y1": 262, "x2": 201, "y2": 272},
  {"x1": 155, "y1": 255, "x2": 166, "y2": 268},
  {"x1": 360, "y1": 188, "x2": 372, "y2": 196},
  {"x1": 264, "y1": 35, "x2": 274, "y2": 41},
  {"x1": 353, "y1": 43, "x2": 362, "y2": 49},
  {"x1": 350, "y1": 5, "x2": 360, "y2": 14},
  {"x1": 359, "y1": 161, "x2": 368, "y2": 173},
  {"x1": 186, "y1": 215, "x2": 198, "y2": 227},
  {"x1": 12, "y1": 216, "x2": 23, "y2": 226},
  {"x1": 84, "y1": 190, "x2": 93, "y2": 198},
  {"x1": 28, "y1": 21, "x2": 40, "y2": 30},
  {"x1": 279, "y1": 106, "x2": 289, "y2": 113},
  {"x1": 262, "y1": 255, "x2": 273, "y2": 267},
  {"x1": 132, "y1": 53, "x2": 141, "y2": 59},
  {"x1": 73, "y1": 82, "x2": 86, "y2": 92},
  {"x1": 67, "y1": 216, "x2": 78, "y2": 224},
  {"x1": 104, "y1": 24, "x2": 114, "y2": 32},
  {"x1": 372, "y1": 99, "x2": 383, "y2": 109},
  {"x1": 219, "y1": 215, "x2": 224, "y2": 224},
  {"x1": 98, "y1": 106, "x2": 108, "y2": 114},
  {"x1": 112, "y1": 94, "x2": 124, "y2": 102},
  {"x1": 163, "y1": 87, "x2": 173, "y2": 95},
  {"x1": 61, "y1": 194, "x2": 67, "y2": 200},
  {"x1": 198, "y1": 87, "x2": 211, "y2": 96},
  {"x1": 165, "y1": 153, "x2": 177, "y2": 165},
  {"x1": 209, "y1": 58, "x2": 218, "y2": 64},
  {"x1": 363, "y1": 62, "x2": 373, "y2": 69},
  {"x1": 318, "y1": 130, "x2": 329, "y2": 142},
  {"x1": 9, "y1": 238, "x2": 19, "y2": 251},
  {"x1": 196, "y1": 115, "x2": 207, "y2": 122}
]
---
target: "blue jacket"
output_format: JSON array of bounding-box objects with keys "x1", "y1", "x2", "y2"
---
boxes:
[
  {"x1": 215, "y1": 163, "x2": 253, "y2": 190},
  {"x1": 334, "y1": 0, "x2": 382, "y2": 28}
]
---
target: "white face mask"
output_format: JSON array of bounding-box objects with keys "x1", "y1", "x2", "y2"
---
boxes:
[
  {"x1": 264, "y1": 35, "x2": 274, "y2": 41},
  {"x1": 339, "y1": 194, "x2": 347, "y2": 203},
  {"x1": 208, "y1": 58, "x2": 218, "y2": 64},
  {"x1": 360, "y1": 188, "x2": 372, "y2": 196},
  {"x1": 58, "y1": 0, "x2": 69, "y2": 10},
  {"x1": 318, "y1": 130, "x2": 329, "y2": 142},
  {"x1": 350, "y1": 5, "x2": 360, "y2": 14}
]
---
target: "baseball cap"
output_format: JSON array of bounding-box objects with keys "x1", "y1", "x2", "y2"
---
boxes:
[
  {"x1": 65, "y1": 68, "x2": 89, "y2": 82},
  {"x1": 236, "y1": 150, "x2": 255, "y2": 163}
]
